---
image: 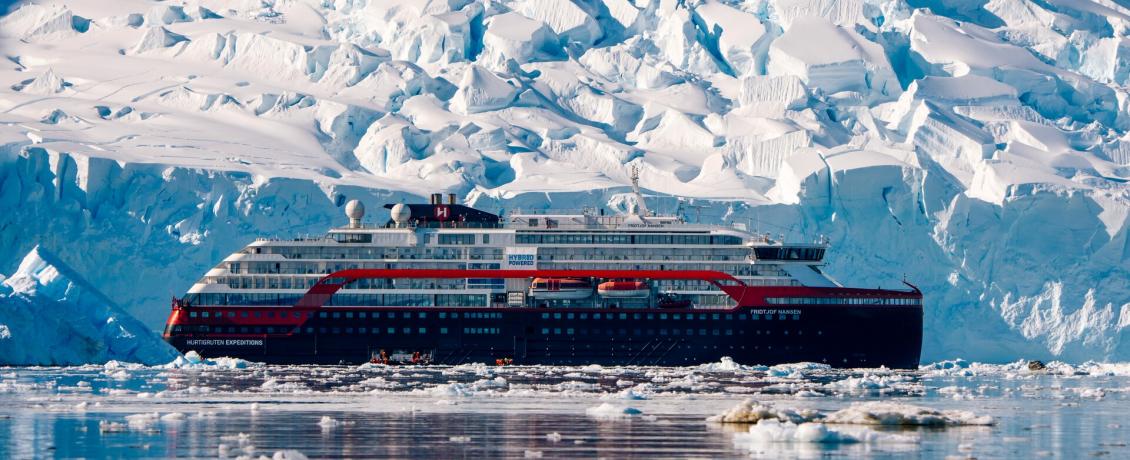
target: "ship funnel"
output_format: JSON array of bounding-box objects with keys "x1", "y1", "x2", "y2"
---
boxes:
[
  {"x1": 448, "y1": 193, "x2": 456, "y2": 205},
  {"x1": 430, "y1": 193, "x2": 442, "y2": 205},
  {"x1": 345, "y1": 199, "x2": 365, "y2": 228}
]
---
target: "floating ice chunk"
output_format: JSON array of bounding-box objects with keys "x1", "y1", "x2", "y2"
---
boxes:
[
  {"x1": 317, "y1": 416, "x2": 346, "y2": 428},
  {"x1": 585, "y1": 403, "x2": 642, "y2": 420},
  {"x1": 125, "y1": 412, "x2": 160, "y2": 431},
  {"x1": 545, "y1": 432, "x2": 562, "y2": 442},
  {"x1": 695, "y1": 356, "x2": 764, "y2": 373},
  {"x1": 429, "y1": 382, "x2": 475, "y2": 398},
  {"x1": 733, "y1": 419, "x2": 919, "y2": 448},
  {"x1": 163, "y1": 352, "x2": 255, "y2": 369},
  {"x1": 450, "y1": 65, "x2": 519, "y2": 115},
  {"x1": 261, "y1": 378, "x2": 309, "y2": 392},
  {"x1": 767, "y1": 362, "x2": 832, "y2": 378},
  {"x1": 824, "y1": 402, "x2": 994, "y2": 426},
  {"x1": 524, "y1": 450, "x2": 543, "y2": 458},
  {"x1": 707, "y1": 399, "x2": 821, "y2": 424},
  {"x1": 824, "y1": 373, "x2": 918, "y2": 393},
  {"x1": 161, "y1": 412, "x2": 185, "y2": 422},
  {"x1": 603, "y1": 387, "x2": 650, "y2": 401},
  {"x1": 268, "y1": 450, "x2": 310, "y2": 460},
  {"x1": 449, "y1": 435, "x2": 472, "y2": 443}
]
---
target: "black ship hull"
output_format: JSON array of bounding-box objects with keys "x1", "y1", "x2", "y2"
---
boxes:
[{"x1": 166, "y1": 303, "x2": 923, "y2": 368}]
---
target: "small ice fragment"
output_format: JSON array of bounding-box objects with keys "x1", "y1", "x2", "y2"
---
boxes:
[
  {"x1": 125, "y1": 412, "x2": 159, "y2": 430},
  {"x1": 185, "y1": 350, "x2": 203, "y2": 364},
  {"x1": 271, "y1": 450, "x2": 310, "y2": 460},
  {"x1": 707, "y1": 399, "x2": 821, "y2": 424},
  {"x1": 317, "y1": 416, "x2": 345, "y2": 428},
  {"x1": 585, "y1": 403, "x2": 642, "y2": 420},
  {"x1": 823, "y1": 402, "x2": 994, "y2": 426},
  {"x1": 99, "y1": 420, "x2": 127, "y2": 433},
  {"x1": 545, "y1": 432, "x2": 562, "y2": 442},
  {"x1": 733, "y1": 419, "x2": 919, "y2": 447},
  {"x1": 524, "y1": 450, "x2": 543, "y2": 458},
  {"x1": 449, "y1": 435, "x2": 471, "y2": 443},
  {"x1": 160, "y1": 412, "x2": 185, "y2": 422}
]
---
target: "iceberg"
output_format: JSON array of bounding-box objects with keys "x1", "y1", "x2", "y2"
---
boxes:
[{"x1": 0, "y1": 246, "x2": 178, "y2": 365}]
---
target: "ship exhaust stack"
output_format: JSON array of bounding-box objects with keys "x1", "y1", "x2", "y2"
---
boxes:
[
  {"x1": 448, "y1": 193, "x2": 456, "y2": 205},
  {"x1": 345, "y1": 199, "x2": 365, "y2": 229}
]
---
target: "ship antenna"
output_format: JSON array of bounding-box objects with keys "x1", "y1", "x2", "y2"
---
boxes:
[{"x1": 629, "y1": 165, "x2": 650, "y2": 217}]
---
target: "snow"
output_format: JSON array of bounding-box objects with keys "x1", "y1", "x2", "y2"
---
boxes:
[
  {"x1": 0, "y1": 0, "x2": 1127, "y2": 363},
  {"x1": 450, "y1": 65, "x2": 519, "y2": 115},
  {"x1": 0, "y1": 246, "x2": 178, "y2": 365}
]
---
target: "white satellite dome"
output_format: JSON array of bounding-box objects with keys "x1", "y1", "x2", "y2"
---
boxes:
[
  {"x1": 344, "y1": 199, "x2": 365, "y2": 228},
  {"x1": 390, "y1": 203, "x2": 411, "y2": 226}
]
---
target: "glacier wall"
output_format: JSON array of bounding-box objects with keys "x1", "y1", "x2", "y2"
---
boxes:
[{"x1": 0, "y1": 0, "x2": 1127, "y2": 363}]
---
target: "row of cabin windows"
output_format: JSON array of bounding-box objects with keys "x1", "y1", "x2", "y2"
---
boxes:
[
  {"x1": 541, "y1": 327, "x2": 744, "y2": 336},
  {"x1": 186, "y1": 310, "x2": 505, "y2": 320},
  {"x1": 185, "y1": 293, "x2": 488, "y2": 307},
  {"x1": 540, "y1": 312, "x2": 800, "y2": 321},
  {"x1": 174, "y1": 325, "x2": 443, "y2": 335},
  {"x1": 248, "y1": 246, "x2": 503, "y2": 262},
  {"x1": 173, "y1": 324, "x2": 808, "y2": 337},
  {"x1": 516, "y1": 233, "x2": 742, "y2": 245},
  {"x1": 185, "y1": 309, "x2": 799, "y2": 321},
  {"x1": 438, "y1": 234, "x2": 479, "y2": 245},
  {"x1": 765, "y1": 297, "x2": 920, "y2": 306}
]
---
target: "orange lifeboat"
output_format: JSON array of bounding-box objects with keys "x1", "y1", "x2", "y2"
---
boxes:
[
  {"x1": 530, "y1": 278, "x2": 593, "y2": 300},
  {"x1": 597, "y1": 279, "x2": 650, "y2": 298}
]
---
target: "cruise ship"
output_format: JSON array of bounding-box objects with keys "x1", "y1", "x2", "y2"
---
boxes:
[{"x1": 163, "y1": 176, "x2": 923, "y2": 368}]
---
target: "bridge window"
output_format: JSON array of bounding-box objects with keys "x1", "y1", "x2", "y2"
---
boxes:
[{"x1": 439, "y1": 234, "x2": 475, "y2": 245}]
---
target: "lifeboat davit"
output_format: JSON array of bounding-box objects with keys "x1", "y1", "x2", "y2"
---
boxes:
[
  {"x1": 530, "y1": 278, "x2": 593, "y2": 300},
  {"x1": 597, "y1": 279, "x2": 650, "y2": 298}
]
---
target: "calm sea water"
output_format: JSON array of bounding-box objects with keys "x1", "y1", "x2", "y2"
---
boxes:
[{"x1": 0, "y1": 360, "x2": 1127, "y2": 458}]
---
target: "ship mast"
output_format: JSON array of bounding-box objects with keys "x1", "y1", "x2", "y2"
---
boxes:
[{"x1": 630, "y1": 165, "x2": 651, "y2": 217}]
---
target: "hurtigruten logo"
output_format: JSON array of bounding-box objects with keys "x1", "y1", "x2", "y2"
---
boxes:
[{"x1": 185, "y1": 339, "x2": 264, "y2": 347}]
